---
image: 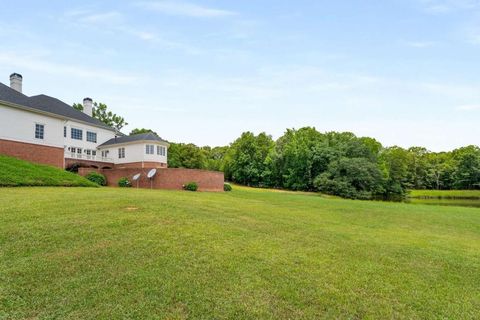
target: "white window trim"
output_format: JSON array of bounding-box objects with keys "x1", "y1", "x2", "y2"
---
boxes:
[
  {"x1": 146, "y1": 144, "x2": 155, "y2": 155},
  {"x1": 118, "y1": 147, "x2": 126, "y2": 159},
  {"x1": 71, "y1": 127, "x2": 83, "y2": 141},
  {"x1": 86, "y1": 131, "x2": 97, "y2": 143},
  {"x1": 35, "y1": 123, "x2": 45, "y2": 140}
]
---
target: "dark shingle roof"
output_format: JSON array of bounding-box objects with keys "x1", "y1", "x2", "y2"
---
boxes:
[
  {"x1": 28, "y1": 95, "x2": 114, "y2": 130},
  {"x1": 0, "y1": 82, "x2": 115, "y2": 131},
  {"x1": 0, "y1": 82, "x2": 31, "y2": 106},
  {"x1": 98, "y1": 132, "x2": 168, "y2": 147}
]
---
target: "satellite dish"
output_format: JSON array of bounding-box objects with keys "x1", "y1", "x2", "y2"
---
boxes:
[
  {"x1": 147, "y1": 169, "x2": 157, "y2": 179},
  {"x1": 132, "y1": 173, "x2": 141, "y2": 181},
  {"x1": 147, "y1": 169, "x2": 157, "y2": 189}
]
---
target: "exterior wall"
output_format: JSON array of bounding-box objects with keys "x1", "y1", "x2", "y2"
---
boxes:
[
  {"x1": 98, "y1": 142, "x2": 168, "y2": 166},
  {"x1": 79, "y1": 167, "x2": 224, "y2": 192},
  {"x1": 0, "y1": 138, "x2": 64, "y2": 168},
  {"x1": 0, "y1": 104, "x2": 64, "y2": 148},
  {"x1": 63, "y1": 119, "x2": 116, "y2": 161}
]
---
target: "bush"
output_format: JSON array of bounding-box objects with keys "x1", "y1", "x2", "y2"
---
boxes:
[
  {"x1": 184, "y1": 182, "x2": 198, "y2": 191},
  {"x1": 224, "y1": 183, "x2": 232, "y2": 191},
  {"x1": 85, "y1": 172, "x2": 107, "y2": 186},
  {"x1": 118, "y1": 177, "x2": 131, "y2": 188}
]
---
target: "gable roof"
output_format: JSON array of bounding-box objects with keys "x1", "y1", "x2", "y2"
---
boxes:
[
  {"x1": 0, "y1": 82, "x2": 116, "y2": 131},
  {"x1": 98, "y1": 132, "x2": 168, "y2": 147}
]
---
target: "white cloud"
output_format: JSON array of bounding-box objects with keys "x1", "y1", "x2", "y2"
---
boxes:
[
  {"x1": 456, "y1": 104, "x2": 480, "y2": 111},
  {"x1": 417, "y1": 0, "x2": 480, "y2": 14},
  {"x1": 403, "y1": 40, "x2": 437, "y2": 48},
  {"x1": 62, "y1": 9, "x2": 203, "y2": 54},
  {"x1": 0, "y1": 52, "x2": 138, "y2": 85},
  {"x1": 78, "y1": 11, "x2": 123, "y2": 24},
  {"x1": 135, "y1": 1, "x2": 236, "y2": 18}
]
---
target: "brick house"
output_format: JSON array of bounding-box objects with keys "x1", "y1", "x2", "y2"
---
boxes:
[{"x1": 0, "y1": 73, "x2": 169, "y2": 170}]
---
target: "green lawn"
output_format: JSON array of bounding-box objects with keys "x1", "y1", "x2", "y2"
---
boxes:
[
  {"x1": 1, "y1": 187, "x2": 479, "y2": 319},
  {"x1": 409, "y1": 189, "x2": 480, "y2": 199},
  {"x1": 0, "y1": 155, "x2": 96, "y2": 187}
]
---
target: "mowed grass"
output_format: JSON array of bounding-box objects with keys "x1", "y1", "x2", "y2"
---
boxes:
[
  {"x1": 410, "y1": 189, "x2": 480, "y2": 199},
  {"x1": 0, "y1": 155, "x2": 96, "y2": 187},
  {"x1": 1, "y1": 187, "x2": 479, "y2": 319}
]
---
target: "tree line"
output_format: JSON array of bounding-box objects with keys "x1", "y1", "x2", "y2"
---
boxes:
[
  {"x1": 71, "y1": 102, "x2": 479, "y2": 198},
  {"x1": 167, "y1": 128, "x2": 480, "y2": 199}
]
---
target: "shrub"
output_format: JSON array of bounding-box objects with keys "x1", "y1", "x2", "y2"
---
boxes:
[
  {"x1": 184, "y1": 182, "x2": 198, "y2": 191},
  {"x1": 224, "y1": 183, "x2": 232, "y2": 191},
  {"x1": 85, "y1": 172, "x2": 107, "y2": 186},
  {"x1": 118, "y1": 177, "x2": 131, "y2": 188}
]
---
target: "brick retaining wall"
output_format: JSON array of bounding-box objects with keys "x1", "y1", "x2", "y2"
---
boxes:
[
  {"x1": 0, "y1": 139, "x2": 64, "y2": 168},
  {"x1": 79, "y1": 167, "x2": 224, "y2": 192}
]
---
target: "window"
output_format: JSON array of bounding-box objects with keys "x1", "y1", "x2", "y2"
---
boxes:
[
  {"x1": 118, "y1": 147, "x2": 125, "y2": 159},
  {"x1": 92, "y1": 150, "x2": 97, "y2": 156},
  {"x1": 71, "y1": 128, "x2": 83, "y2": 140},
  {"x1": 77, "y1": 148, "x2": 82, "y2": 158},
  {"x1": 157, "y1": 146, "x2": 166, "y2": 156},
  {"x1": 101, "y1": 150, "x2": 109, "y2": 158},
  {"x1": 35, "y1": 124, "x2": 44, "y2": 139},
  {"x1": 86, "y1": 150, "x2": 91, "y2": 156},
  {"x1": 146, "y1": 144, "x2": 154, "y2": 155},
  {"x1": 87, "y1": 131, "x2": 97, "y2": 143},
  {"x1": 64, "y1": 126, "x2": 66, "y2": 138}
]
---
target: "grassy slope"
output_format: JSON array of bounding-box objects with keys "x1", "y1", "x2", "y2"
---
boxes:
[
  {"x1": 0, "y1": 155, "x2": 96, "y2": 187},
  {"x1": 410, "y1": 189, "x2": 480, "y2": 199},
  {"x1": 0, "y1": 187, "x2": 479, "y2": 319}
]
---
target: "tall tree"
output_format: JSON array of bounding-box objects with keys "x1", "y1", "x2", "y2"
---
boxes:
[
  {"x1": 168, "y1": 143, "x2": 206, "y2": 169},
  {"x1": 379, "y1": 146, "x2": 409, "y2": 196},
  {"x1": 224, "y1": 132, "x2": 274, "y2": 186},
  {"x1": 129, "y1": 128, "x2": 158, "y2": 136},
  {"x1": 452, "y1": 146, "x2": 480, "y2": 189},
  {"x1": 93, "y1": 102, "x2": 128, "y2": 131},
  {"x1": 72, "y1": 101, "x2": 128, "y2": 131},
  {"x1": 72, "y1": 103, "x2": 83, "y2": 111}
]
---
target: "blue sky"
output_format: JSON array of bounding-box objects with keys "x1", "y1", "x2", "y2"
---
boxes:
[{"x1": 0, "y1": 0, "x2": 479, "y2": 151}]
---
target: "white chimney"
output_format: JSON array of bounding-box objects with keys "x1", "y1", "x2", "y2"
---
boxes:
[
  {"x1": 83, "y1": 97, "x2": 93, "y2": 117},
  {"x1": 10, "y1": 73, "x2": 22, "y2": 93}
]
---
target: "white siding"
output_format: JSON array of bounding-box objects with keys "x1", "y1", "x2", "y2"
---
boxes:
[
  {"x1": 0, "y1": 104, "x2": 64, "y2": 148},
  {"x1": 99, "y1": 142, "x2": 168, "y2": 164},
  {"x1": 63, "y1": 120, "x2": 116, "y2": 151}
]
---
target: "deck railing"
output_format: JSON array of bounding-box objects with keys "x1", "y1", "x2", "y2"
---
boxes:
[{"x1": 64, "y1": 152, "x2": 113, "y2": 163}]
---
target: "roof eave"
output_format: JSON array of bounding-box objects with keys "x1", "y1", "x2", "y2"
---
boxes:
[
  {"x1": 98, "y1": 139, "x2": 170, "y2": 148},
  {"x1": 0, "y1": 99, "x2": 117, "y2": 132}
]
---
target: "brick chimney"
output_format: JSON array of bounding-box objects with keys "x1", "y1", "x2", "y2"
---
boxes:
[
  {"x1": 10, "y1": 73, "x2": 22, "y2": 93},
  {"x1": 83, "y1": 97, "x2": 93, "y2": 117}
]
